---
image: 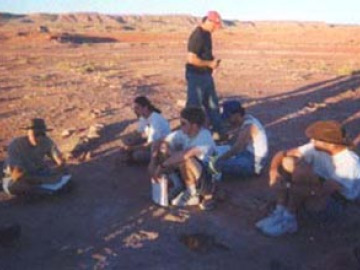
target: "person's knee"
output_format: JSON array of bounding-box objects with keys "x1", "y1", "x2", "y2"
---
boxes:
[
  {"x1": 281, "y1": 156, "x2": 298, "y2": 174},
  {"x1": 179, "y1": 158, "x2": 202, "y2": 185}
]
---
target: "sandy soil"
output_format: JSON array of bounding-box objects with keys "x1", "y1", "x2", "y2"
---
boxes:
[{"x1": 1, "y1": 14, "x2": 360, "y2": 269}]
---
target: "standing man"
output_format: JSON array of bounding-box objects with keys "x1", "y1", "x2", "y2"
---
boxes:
[{"x1": 185, "y1": 11, "x2": 225, "y2": 138}]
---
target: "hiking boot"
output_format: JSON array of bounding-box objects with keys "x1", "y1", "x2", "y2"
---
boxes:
[
  {"x1": 171, "y1": 190, "x2": 200, "y2": 207},
  {"x1": 255, "y1": 205, "x2": 286, "y2": 230},
  {"x1": 260, "y1": 211, "x2": 298, "y2": 237}
]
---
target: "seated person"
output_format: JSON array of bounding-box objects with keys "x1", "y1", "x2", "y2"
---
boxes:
[
  {"x1": 2, "y1": 118, "x2": 69, "y2": 196},
  {"x1": 256, "y1": 120, "x2": 360, "y2": 237},
  {"x1": 123, "y1": 96, "x2": 171, "y2": 164},
  {"x1": 211, "y1": 100, "x2": 268, "y2": 179},
  {"x1": 149, "y1": 107, "x2": 216, "y2": 207}
]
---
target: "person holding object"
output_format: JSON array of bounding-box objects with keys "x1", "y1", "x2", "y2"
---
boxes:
[
  {"x1": 185, "y1": 11, "x2": 225, "y2": 139},
  {"x1": 2, "y1": 118, "x2": 70, "y2": 196},
  {"x1": 149, "y1": 107, "x2": 216, "y2": 207}
]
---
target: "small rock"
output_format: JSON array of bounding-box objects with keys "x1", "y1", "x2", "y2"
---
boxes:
[
  {"x1": 176, "y1": 99, "x2": 186, "y2": 108},
  {"x1": 61, "y1": 129, "x2": 75, "y2": 138}
]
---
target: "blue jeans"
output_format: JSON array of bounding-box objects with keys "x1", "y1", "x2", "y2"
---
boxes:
[
  {"x1": 216, "y1": 151, "x2": 258, "y2": 178},
  {"x1": 186, "y1": 71, "x2": 224, "y2": 135}
]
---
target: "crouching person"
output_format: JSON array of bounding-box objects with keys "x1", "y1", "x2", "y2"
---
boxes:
[
  {"x1": 123, "y1": 96, "x2": 171, "y2": 164},
  {"x1": 256, "y1": 121, "x2": 360, "y2": 236},
  {"x1": 149, "y1": 107, "x2": 216, "y2": 207},
  {"x1": 210, "y1": 100, "x2": 268, "y2": 180},
  {"x1": 2, "y1": 118, "x2": 70, "y2": 197}
]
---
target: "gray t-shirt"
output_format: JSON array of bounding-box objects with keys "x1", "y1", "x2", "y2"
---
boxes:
[{"x1": 4, "y1": 136, "x2": 61, "y2": 174}]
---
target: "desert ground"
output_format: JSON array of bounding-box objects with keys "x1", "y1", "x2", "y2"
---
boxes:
[{"x1": 1, "y1": 13, "x2": 360, "y2": 270}]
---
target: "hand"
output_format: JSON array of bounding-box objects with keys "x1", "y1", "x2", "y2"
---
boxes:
[
  {"x1": 11, "y1": 167, "x2": 24, "y2": 182},
  {"x1": 209, "y1": 59, "x2": 221, "y2": 70}
]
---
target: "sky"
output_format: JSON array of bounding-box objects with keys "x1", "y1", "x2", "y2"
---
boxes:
[{"x1": 0, "y1": 0, "x2": 359, "y2": 25}]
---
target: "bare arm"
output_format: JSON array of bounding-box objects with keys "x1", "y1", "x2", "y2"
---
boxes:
[
  {"x1": 151, "y1": 147, "x2": 202, "y2": 181},
  {"x1": 187, "y1": 52, "x2": 219, "y2": 70},
  {"x1": 218, "y1": 124, "x2": 254, "y2": 161},
  {"x1": 162, "y1": 147, "x2": 202, "y2": 167}
]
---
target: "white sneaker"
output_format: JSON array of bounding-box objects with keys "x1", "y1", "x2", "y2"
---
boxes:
[
  {"x1": 171, "y1": 190, "x2": 200, "y2": 207},
  {"x1": 255, "y1": 205, "x2": 285, "y2": 230},
  {"x1": 261, "y1": 211, "x2": 298, "y2": 237}
]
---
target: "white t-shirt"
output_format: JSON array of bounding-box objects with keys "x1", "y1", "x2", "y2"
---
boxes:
[
  {"x1": 242, "y1": 114, "x2": 268, "y2": 159},
  {"x1": 165, "y1": 128, "x2": 215, "y2": 162},
  {"x1": 138, "y1": 113, "x2": 171, "y2": 143},
  {"x1": 298, "y1": 142, "x2": 360, "y2": 200},
  {"x1": 137, "y1": 117, "x2": 147, "y2": 133}
]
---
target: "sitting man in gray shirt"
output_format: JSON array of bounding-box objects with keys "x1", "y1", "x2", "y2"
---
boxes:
[{"x1": 2, "y1": 118, "x2": 69, "y2": 196}]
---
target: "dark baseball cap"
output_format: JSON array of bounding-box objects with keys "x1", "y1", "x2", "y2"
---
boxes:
[{"x1": 222, "y1": 100, "x2": 245, "y2": 120}]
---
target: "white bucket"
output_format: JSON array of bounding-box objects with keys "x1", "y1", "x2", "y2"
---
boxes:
[{"x1": 151, "y1": 175, "x2": 168, "y2": 206}]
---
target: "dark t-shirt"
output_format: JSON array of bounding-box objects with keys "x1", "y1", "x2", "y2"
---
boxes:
[{"x1": 186, "y1": 26, "x2": 213, "y2": 74}]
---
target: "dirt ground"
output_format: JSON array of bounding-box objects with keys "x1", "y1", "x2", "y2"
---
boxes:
[{"x1": 1, "y1": 14, "x2": 360, "y2": 270}]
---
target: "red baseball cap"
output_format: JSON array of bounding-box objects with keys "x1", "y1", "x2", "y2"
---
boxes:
[{"x1": 206, "y1": 11, "x2": 222, "y2": 27}]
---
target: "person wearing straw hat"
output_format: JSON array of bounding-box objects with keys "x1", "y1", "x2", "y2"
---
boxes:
[
  {"x1": 2, "y1": 118, "x2": 68, "y2": 196},
  {"x1": 256, "y1": 120, "x2": 360, "y2": 237}
]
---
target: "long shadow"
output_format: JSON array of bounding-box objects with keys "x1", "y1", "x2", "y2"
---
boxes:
[
  {"x1": 1, "y1": 73, "x2": 360, "y2": 269},
  {"x1": 241, "y1": 73, "x2": 360, "y2": 152},
  {"x1": 50, "y1": 33, "x2": 118, "y2": 44}
]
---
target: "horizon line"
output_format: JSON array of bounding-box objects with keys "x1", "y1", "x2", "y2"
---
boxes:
[{"x1": 1, "y1": 10, "x2": 359, "y2": 26}]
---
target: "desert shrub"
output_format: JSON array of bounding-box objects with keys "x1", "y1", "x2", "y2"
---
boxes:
[{"x1": 336, "y1": 64, "x2": 355, "y2": 76}]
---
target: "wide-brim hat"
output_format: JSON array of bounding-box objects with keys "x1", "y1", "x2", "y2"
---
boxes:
[
  {"x1": 23, "y1": 118, "x2": 52, "y2": 132},
  {"x1": 305, "y1": 120, "x2": 349, "y2": 146}
]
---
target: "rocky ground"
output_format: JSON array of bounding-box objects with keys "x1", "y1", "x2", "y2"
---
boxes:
[{"x1": 0, "y1": 13, "x2": 360, "y2": 269}]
